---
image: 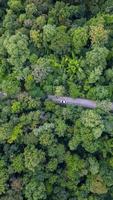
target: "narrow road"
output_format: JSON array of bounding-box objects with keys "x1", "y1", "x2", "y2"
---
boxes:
[
  {"x1": 48, "y1": 95, "x2": 113, "y2": 111},
  {"x1": 0, "y1": 91, "x2": 113, "y2": 111}
]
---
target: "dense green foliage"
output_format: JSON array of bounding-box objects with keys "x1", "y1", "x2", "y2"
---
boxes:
[{"x1": 0, "y1": 0, "x2": 113, "y2": 199}]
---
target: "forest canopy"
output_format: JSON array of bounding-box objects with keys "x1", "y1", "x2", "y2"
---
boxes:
[{"x1": 1, "y1": 0, "x2": 113, "y2": 199}]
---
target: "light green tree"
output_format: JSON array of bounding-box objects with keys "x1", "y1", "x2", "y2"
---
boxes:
[
  {"x1": 0, "y1": 159, "x2": 9, "y2": 195},
  {"x1": 24, "y1": 145, "x2": 45, "y2": 171},
  {"x1": 3, "y1": 32, "x2": 30, "y2": 67},
  {"x1": 25, "y1": 179, "x2": 46, "y2": 200},
  {"x1": 72, "y1": 27, "x2": 88, "y2": 54},
  {"x1": 11, "y1": 154, "x2": 24, "y2": 173}
]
